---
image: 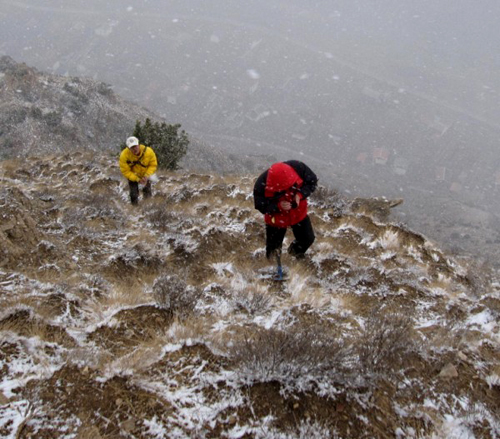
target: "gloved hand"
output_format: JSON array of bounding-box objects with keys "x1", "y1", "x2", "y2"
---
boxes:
[{"x1": 279, "y1": 200, "x2": 292, "y2": 211}]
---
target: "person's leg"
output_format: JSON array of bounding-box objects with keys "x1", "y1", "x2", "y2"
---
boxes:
[
  {"x1": 143, "y1": 180, "x2": 152, "y2": 198},
  {"x1": 288, "y1": 216, "x2": 315, "y2": 257},
  {"x1": 129, "y1": 181, "x2": 139, "y2": 205},
  {"x1": 265, "y1": 225, "x2": 287, "y2": 260}
]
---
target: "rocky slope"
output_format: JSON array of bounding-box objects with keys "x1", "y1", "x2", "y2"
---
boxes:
[
  {"x1": 0, "y1": 55, "x2": 249, "y2": 174},
  {"x1": 0, "y1": 152, "x2": 499, "y2": 438}
]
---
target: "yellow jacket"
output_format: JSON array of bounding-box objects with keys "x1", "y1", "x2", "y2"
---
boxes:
[{"x1": 119, "y1": 145, "x2": 158, "y2": 182}]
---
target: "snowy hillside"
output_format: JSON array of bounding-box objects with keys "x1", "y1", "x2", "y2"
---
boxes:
[
  {"x1": 0, "y1": 55, "x2": 252, "y2": 174},
  {"x1": 0, "y1": 152, "x2": 499, "y2": 438}
]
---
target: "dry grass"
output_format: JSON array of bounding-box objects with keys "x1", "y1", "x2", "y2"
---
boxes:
[
  {"x1": 107, "y1": 242, "x2": 164, "y2": 272},
  {"x1": 83, "y1": 284, "x2": 151, "y2": 318},
  {"x1": 0, "y1": 308, "x2": 74, "y2": 346},
  {"x1": 286, "y1": 271, "x2": 329, "y2": 308},
  {"x1": 99, "y1": 342, "x2": 167, "y2": 376},
  {"x1": 167, "y1": 315, "x2": 215, "y2": 343}
]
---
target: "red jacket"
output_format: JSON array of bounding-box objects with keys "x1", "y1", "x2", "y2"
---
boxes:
[{"x1": 254, "y1": 161, "x2": 318, "y2": 228}]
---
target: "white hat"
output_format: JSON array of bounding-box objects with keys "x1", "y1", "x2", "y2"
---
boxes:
[{"x1": 126, "y1": 136, "x2": 139, "y2": 148}]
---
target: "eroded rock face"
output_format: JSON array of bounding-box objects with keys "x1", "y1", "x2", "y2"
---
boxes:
[{"x1": 350, "y1": 197, "x2": 404, "y2": 221}]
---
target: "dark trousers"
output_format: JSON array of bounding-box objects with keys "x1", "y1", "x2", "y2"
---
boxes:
[
  {"x1": 129, "y1": 180, "x2": 152, "y2": 205},
  {"x1": 265, "y1": 215, "x2": 315, "y2": 259}
]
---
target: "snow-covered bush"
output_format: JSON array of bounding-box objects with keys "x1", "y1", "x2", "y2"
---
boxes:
[
  {"x1": 310, "y1": 185, "x2": 346, "y2": 216},
  {"x1": 232, "y1": 290, "x2": 271, "y2": 315},
  {"x1": 229, "y1": 324, "x2": 350, "y2": 393},
  {"x1": 357, "y1": 310, "x2": 418, "y2": 378},
  {"x1": 153, "y1": 274, "x2": 199, "y2": 317},
  {"x1": 108, "y1": 244, "x2": 163, "y2": 271}
]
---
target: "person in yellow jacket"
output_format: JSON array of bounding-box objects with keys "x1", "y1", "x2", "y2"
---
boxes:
[{"x1": 119, "y1": 136, "x2": 158, "y2": 205}]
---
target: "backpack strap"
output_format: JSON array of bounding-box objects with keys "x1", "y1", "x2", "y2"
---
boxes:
[{"x1": 126, "y1": 146, "x2": 148, "y2": 167}]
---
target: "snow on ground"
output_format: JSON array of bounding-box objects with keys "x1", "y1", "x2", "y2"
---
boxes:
[{"x1": 0, "y1": 153, "x2": 499, "y2": 438}]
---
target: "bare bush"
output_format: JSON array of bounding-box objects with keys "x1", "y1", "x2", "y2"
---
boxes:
[
  {"x1": 61, "y1": 194, "x2": 121, "y2": 227},
  {"x1": 232, "y1": 290, "x2": 271, "y2": 315},
  {"x1": 310, "y1": 185, "x2": 347, "y2": 216},
  {"x1": 357, "y1": 310, "x2": 418, "y2": 377},
  {"x1": 229, "y1": 324, "x2": 350, "y2": 392},
  {"x1": 82, "y1": 193, "x2": 121, "y2": 219},
  {"x1": 108, "y1": 244, "x2": 163, "y2": 271},
  {"x1": 153, "y1": 274, "x2": 199, "y2": 317},
  {"x1": 147, "y1": 207, "x2": 178, "y2": 230}
]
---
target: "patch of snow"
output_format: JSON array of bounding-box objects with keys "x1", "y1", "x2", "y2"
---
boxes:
[
  {"x1": 485, "y1": 374, "x2": 500, "y2": 388},
  {"x1": 0, "y1": 333, "x2": 65, "y2": 397},
  {"x1": 432, "y1": 414, "x2": 475, "y2": 439},
  {"x1": 143, "y1": 416, "x2": 168, "y2": 438},
  {"x1": 211, "y1": 262, "x2": 235, "y2": 277},
  {"x1": 0, "y1": 400, "x2": 31, "y2": 439},
  {"x1": 467, "y1": 309, "x2": 497, "y2": 334},
  {"x1": 381, "y1": 251, "x2": 396, "y2": 261}
]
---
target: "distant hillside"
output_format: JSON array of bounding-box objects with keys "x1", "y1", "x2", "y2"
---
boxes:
[
  {"x1": 0, "y1": 152, "x2": 499, "y2": 438},
  {"x1": 0, "y1": 55, "x2": 251, "y2": 174}
]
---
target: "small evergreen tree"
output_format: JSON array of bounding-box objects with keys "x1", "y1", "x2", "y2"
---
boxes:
[{"x1": 132, "y1": 118, "x2": 189, "y2": 170}]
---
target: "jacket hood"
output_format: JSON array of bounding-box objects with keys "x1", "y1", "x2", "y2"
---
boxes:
[{"x1": 266, "y1": 162, "x2": 299, "y2": 192}]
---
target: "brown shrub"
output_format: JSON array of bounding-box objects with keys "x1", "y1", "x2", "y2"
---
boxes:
[
  {"x1": 152, "y1": 274, "x2": 200, "y2": 318},
  {"x1": 356, "y1": 309, "x2": 419, "y2": 376},
  {"x1": 228, "y1": 324, "x2": 350, "y2": 391}
]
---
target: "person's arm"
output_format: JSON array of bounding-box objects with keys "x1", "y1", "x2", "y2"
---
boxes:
[
  {"x1": 119, "y1": 150, "x2": 140, "y2": 182},
  {"x1": 253, "y1": 170, "x2": 281, "y2": 214},
  {"x1": 286, "y1": 160, "x2": 318, "y2": 199}
]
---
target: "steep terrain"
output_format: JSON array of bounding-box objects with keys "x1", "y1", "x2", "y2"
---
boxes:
[
  {"x1": 0, "y1": 153, "x2": 499, "y2": 438},
  {"x1": 2, "y1": 54, "x2": 500, "y2": 281},
  {"x1": 0, "y1": 55, "x2": 251, "y2": 174}
]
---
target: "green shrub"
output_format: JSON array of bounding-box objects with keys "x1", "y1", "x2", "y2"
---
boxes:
[
  {"x1": 30, "y1": 106, "x2": 43, "y2": 119},
  {"x1": 132, "y1": 118, "x2": 189, "y2": 170},
  {"x1": 96, "y1": 82, "x2": 114, "y2": 96},
  {"x1": 44, "y1": 110, "x2": 62, "y2": 127}
]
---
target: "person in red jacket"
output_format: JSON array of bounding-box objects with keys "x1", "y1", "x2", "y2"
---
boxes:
[{"x1": 253, "y1": 160, "x2": 318, "y2": 259}]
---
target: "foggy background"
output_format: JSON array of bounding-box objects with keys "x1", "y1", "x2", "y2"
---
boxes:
[{"x1": 1, "y1": 0, "x2": 500, "y2": 260}]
